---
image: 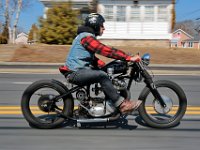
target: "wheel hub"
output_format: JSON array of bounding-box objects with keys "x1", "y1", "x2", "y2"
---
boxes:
[
  {"x1": 153, "y1": 95, "x2": 173, "y2": 114},
  {"x1": 38, "y1": 95, "x2": 55, "y2": 112}
]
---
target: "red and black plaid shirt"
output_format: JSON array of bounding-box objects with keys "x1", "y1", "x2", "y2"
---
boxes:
[{"x1": 81, "y1": 36, "x2": 131, "y2": 67}]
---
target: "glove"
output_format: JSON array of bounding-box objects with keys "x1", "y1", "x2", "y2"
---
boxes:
[{"x1": 130, "y1": 55, "x2": 141, "y2": 62}]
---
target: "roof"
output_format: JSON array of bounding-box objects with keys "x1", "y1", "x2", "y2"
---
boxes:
[
  {"x1": 173, "y1": 29, "x2": 194, "y2": 39},
  {"x1": 17, "y1": 32, "x2": 28, "y2": 38},
  {"x1": 184, "y1": 34, "x2": 200, "y2": 42}
]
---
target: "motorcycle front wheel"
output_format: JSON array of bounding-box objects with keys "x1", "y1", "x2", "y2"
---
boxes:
[
  {"x1": 21, "y1": 80, "x2": 73, "y2": 129},
  {"x1": 138, "y1": 80, "x2": 187, "y2": 129}
]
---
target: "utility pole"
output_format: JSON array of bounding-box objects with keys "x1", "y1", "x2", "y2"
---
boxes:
[
  {"x1": 195, "y1": 18, "x2": 200, "y2": 33},
  {"x1": 196, "y1": 18, "x2": 200, "y2": 50}
]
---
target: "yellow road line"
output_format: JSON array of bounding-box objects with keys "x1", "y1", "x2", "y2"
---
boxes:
[
  {"x1": 0, "y1": 106, "x2": 200, "y2": 115},
  {"x1": 1, "y1": 106, "x2": 199, "y2": 110}
]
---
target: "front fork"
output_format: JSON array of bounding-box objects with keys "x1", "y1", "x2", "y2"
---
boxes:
[{"x1": 139, "y1": 64, "x2": 167, "y2": 108}]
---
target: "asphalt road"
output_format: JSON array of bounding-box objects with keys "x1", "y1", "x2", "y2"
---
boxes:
[
  {"x1": 0, "y1": 73, "x2": 200, "y2": 150},
  {"x1": 0, "y1": 73, "x2": 199, "y2": 106},
  {"x1": 0, "y1": 114, "x2": 200, "y2": 150}
]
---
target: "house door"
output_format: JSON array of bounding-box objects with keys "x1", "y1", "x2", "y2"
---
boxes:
[{"x1": 182, "y1": 42, "x2": 186, "y2": 48}]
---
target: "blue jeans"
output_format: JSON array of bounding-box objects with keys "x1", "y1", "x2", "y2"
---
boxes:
[{"x1": 68, "y1": 68, "x2": 123, "y2": 107}]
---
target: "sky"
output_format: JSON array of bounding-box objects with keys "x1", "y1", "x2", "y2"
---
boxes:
[
  {"x1": 17, "y1": 0, "x2": 200, "y2": 33},
  {"x1": 176, "y1": 0, "x2": 200, "y2": 21}
]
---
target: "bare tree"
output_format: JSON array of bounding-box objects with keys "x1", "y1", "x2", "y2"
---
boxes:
[
  {"x1": 0, "y1": 1, "x2": 3, "y2": 16},
  {"x1": 174, "y1": 20, "x2": 197, "y2": 35},
  {"x1": 1, "y1": 0, "x2": 32, "y2": 43},
  {"x1": 5, "y1": 0, "x2": 11, "y2": 42},
  {"x1": 12, "y1": 0, "x2": 22, "y2": 43}
]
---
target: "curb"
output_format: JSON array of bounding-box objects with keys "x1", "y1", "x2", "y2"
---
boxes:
[
  {"x1": 1, "y1": 62, "x2": 200, "y2": 69},
  {"x1": 0, "y1": 62, "x2": 200, "y2": 75}
]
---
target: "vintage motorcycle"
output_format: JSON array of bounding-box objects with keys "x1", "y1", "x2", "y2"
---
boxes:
[{"x1": 21, "y1": 53, "x2": 187, "y2": 129}]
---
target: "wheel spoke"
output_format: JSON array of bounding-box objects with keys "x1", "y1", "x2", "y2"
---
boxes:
[
  {"x1": 139, "y1": 80, "x2": 187, "y2": 128},
  {"x1": 29, "y1": 87, "x2": 65, "y2": 124}
]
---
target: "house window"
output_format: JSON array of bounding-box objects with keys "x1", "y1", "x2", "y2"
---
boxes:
[
  {"x1": 144, "y1": 6, "x2": 154, "y2": 22},
  {"x1": 182, "y1": 42, "x2": 186, "y2": 48},
  {"x1": 104, "y1": 5, "x2": 114, "y2": 21},
  {"x1": 116, "y1": 6, "x2": 126, "y2": 22},
  {"x1": 157, "y1": 5, "x2": 168, "y2": 22},
  {"x1": 188, "y1": 42, "x2": 193, "y2": 48},
  {"x1": 103, "y1": 5, "x2": 126, "y2": 22},
  {"x1": 130, "y1": 6, "x2": 141, "y2": 22}
]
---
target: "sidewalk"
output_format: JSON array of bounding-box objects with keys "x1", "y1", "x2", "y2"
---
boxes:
[{"x1": 0, "y1": 62, "x2": 200, "y2": 75}]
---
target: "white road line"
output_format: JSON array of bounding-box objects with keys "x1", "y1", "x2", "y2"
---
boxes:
[{"x1": 13, "y1": 82, "x2": 33, "y2": 85}]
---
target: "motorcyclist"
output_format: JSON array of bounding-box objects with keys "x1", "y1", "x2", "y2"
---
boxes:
[{"x1": 65, "y1": 13, "x2": 142, "y2": 114}]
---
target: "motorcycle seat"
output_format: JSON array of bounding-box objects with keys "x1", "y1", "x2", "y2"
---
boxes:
[{"x1": 59, "y1": 66, "x2": 73, "y2": 77}]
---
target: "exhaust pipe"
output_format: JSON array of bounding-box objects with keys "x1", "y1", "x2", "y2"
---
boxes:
[
  {"x1": 57, "y1": 110, "x2": 121, "y2": 124},
  {"x1": 77, "y1": 113, "x2": 120, "y2": 123},
  {"x1": 77, "y1": 118, "x2": 108, "y2": 123}
]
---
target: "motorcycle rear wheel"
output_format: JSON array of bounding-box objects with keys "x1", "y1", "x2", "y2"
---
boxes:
[
  {"x1": 21, "y1": 80, "x2": 73, "y2": 129},
  {"x1": 138, "y1": 80, "x2": 187, "y2": 129}
]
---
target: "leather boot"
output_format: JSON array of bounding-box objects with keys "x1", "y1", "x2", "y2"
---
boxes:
[{"x1": 119, "y1": 100, "x2": 142, "y2": 114}]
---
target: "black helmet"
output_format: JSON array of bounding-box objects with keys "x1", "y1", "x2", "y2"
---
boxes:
[{"x1": 85, "y1": 13, "x2": 105, "y2": 36}]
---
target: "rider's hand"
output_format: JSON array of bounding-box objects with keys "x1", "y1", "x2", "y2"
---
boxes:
[{"x1": 130, "y1": 55, "x2": 141, "y2": 62}]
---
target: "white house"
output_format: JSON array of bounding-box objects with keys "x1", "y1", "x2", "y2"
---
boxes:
[
  {"x1": 98, "y1": 0, "x2": 173, "y2": 39},
  {"x1": 15, "y1": 32, "x2": 28, "y2": 44},
  {"x1": 40, "y1": 0, "x2": 174, "y2": 47},
  {"x1": 40, "y1": 0, "x2": 93, "y2": 19}
]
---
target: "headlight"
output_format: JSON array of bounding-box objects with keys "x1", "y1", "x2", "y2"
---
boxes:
[{"x1": 142, "y1": 53, "x2": 150, "y2": 66}]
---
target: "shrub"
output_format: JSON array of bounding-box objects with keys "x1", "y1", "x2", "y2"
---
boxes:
[
  {"x1": 0, "y1": 35, "x2": 8, "y2": 44},
  {"x1": 39, "y1": 3, "x2": 80, "y2": 45}
]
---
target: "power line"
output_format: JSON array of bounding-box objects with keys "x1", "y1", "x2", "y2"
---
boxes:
[
  {"x1": 177, "y1": 8, "x2": 200, "y2": 20},
  {"x1": 185, "y1": 8, "x2": 200, "y2": 16},
  {"x1": 176, "y1": 0, "x2": 200, "y2": 20}
]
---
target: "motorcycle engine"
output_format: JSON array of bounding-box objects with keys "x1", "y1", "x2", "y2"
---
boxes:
[
  {"x1": 112, "y1": 78, "x2": 127, "y2": 90},
  {"x1": 88, "y1": 98, "x2": 116, "y2": 117},
  {"x1": 89, "y1": 103, "x2": 105, "y2": 117}
]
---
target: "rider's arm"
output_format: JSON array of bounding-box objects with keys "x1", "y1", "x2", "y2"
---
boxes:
[{"x1": 81, "y1": 36, "x2": 132, "y2": 61}]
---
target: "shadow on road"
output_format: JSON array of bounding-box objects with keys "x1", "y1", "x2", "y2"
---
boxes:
[{"x1": 0, "y1": 115, "x2": 200, "y2": 131}]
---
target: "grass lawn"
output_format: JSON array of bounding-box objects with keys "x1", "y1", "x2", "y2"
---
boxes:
[{"x1": 1, "y1": 44, "x2": 200, "y2": 64}]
